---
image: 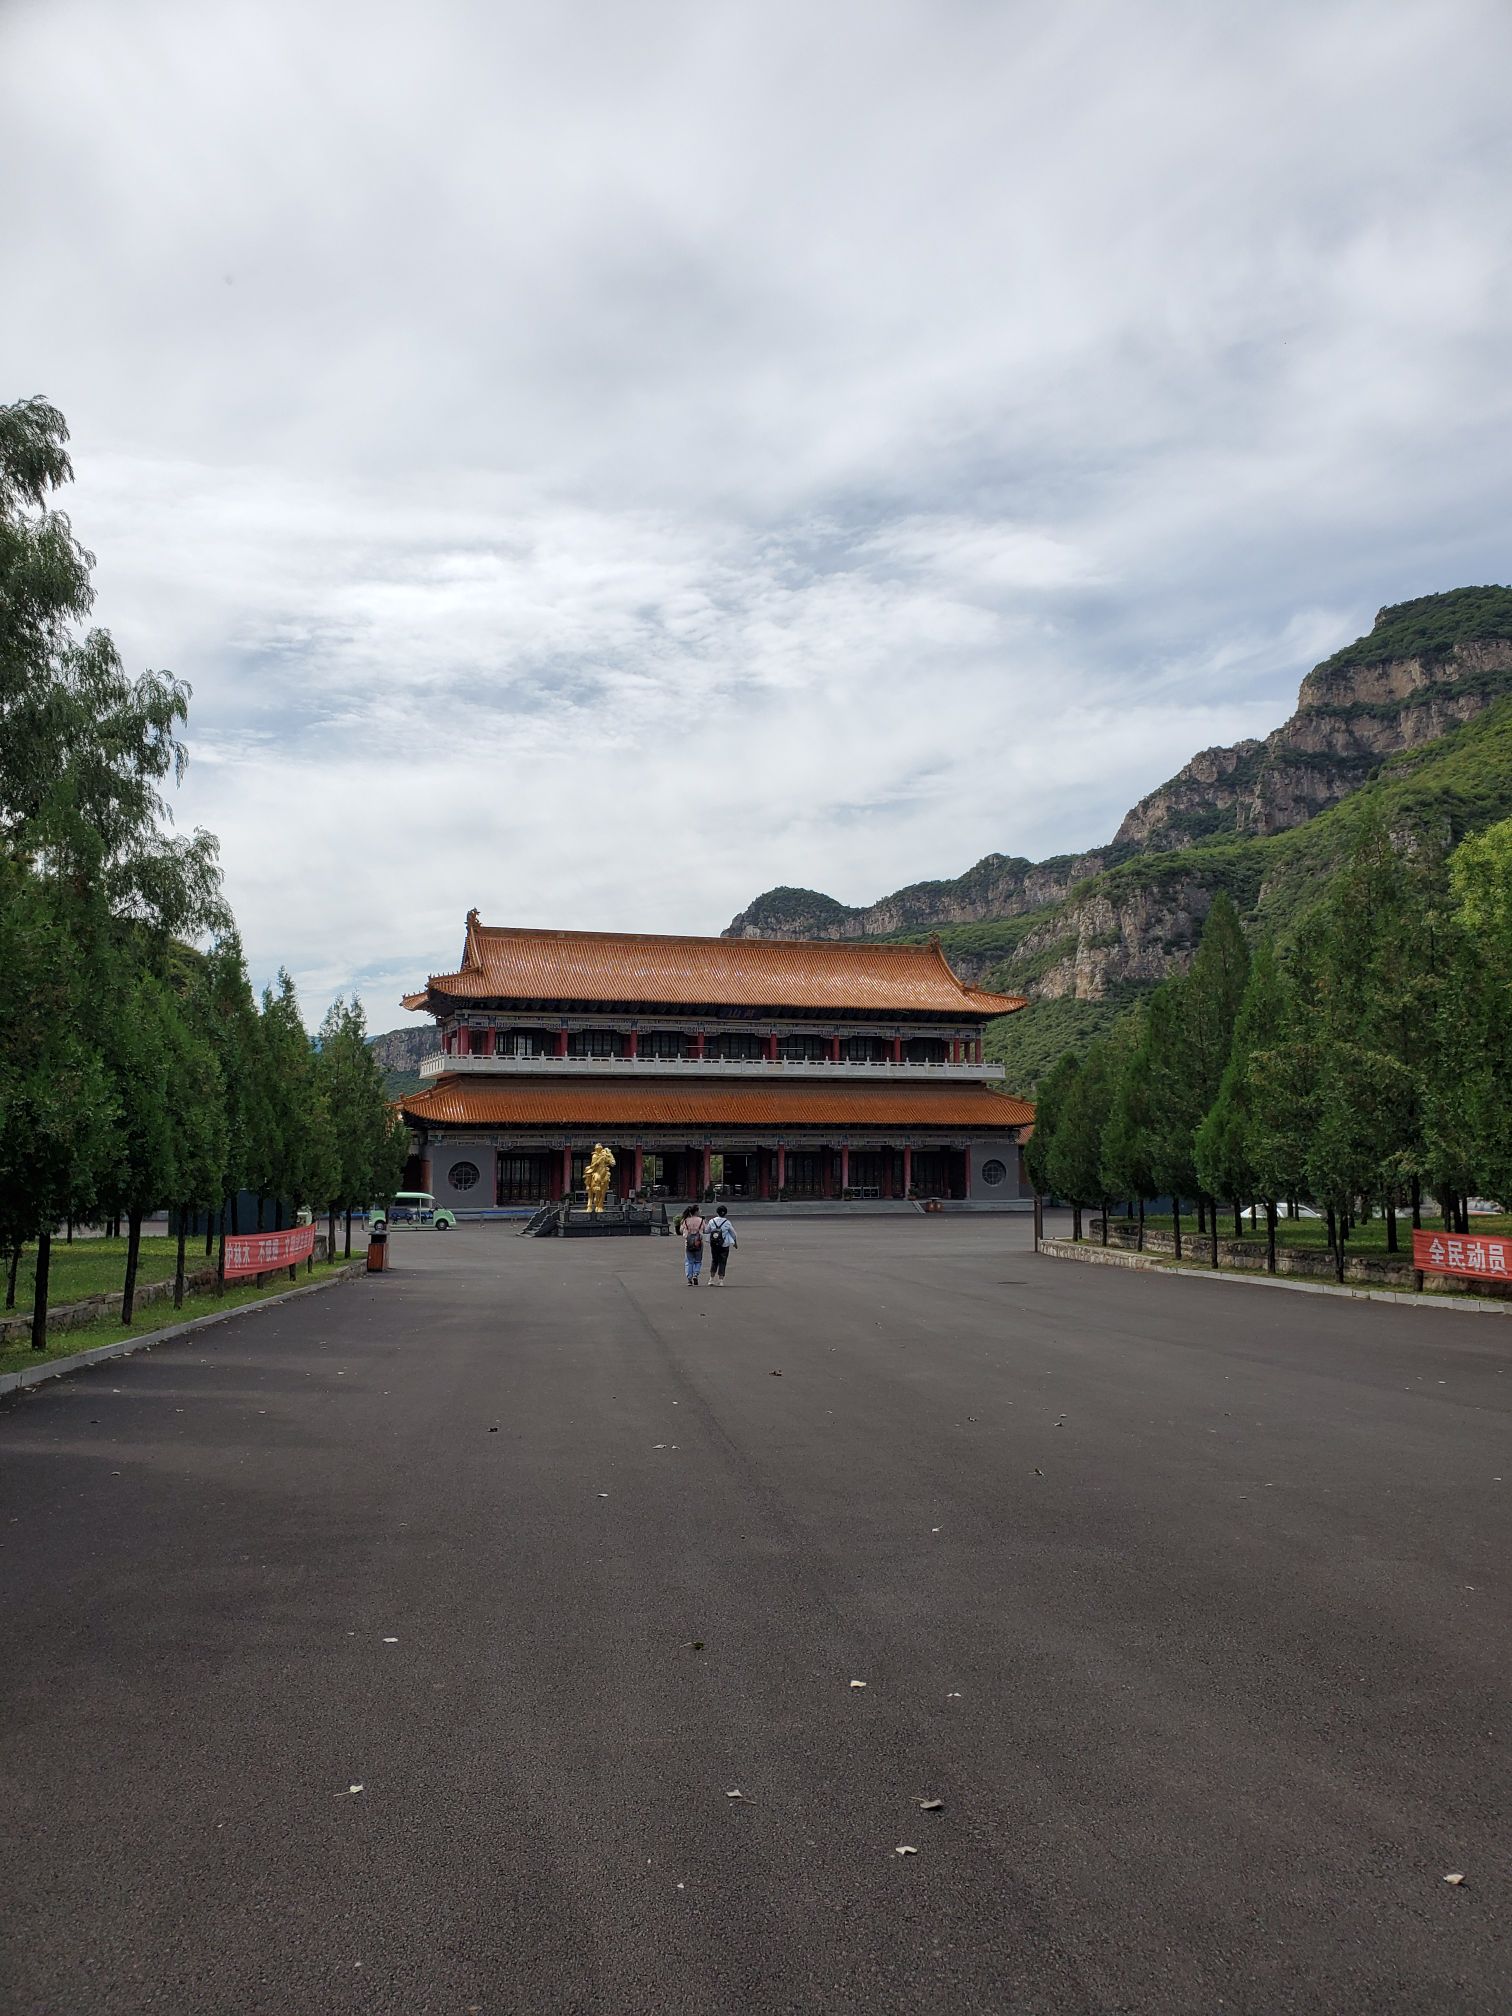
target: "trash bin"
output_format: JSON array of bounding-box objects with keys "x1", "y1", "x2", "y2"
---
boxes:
[{"x1": 366, "y1": 1229, "x2": 388, "y2": 1273}]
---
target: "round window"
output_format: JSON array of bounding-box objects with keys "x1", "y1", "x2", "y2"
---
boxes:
[
  {"x1": 980, "y1": 1158, "x2": 1008, "y2": 1187},
  {"x1": 450, "y1": 1160, "x2": 481, "y2": 1192}
]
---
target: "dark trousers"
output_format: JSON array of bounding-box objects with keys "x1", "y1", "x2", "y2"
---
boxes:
[{"x1": 709, "y1": 1242, "x2": 729, "y2": 1278}]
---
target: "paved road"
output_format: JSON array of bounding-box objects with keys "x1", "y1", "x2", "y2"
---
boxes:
[{"x1": 2, "y1": 1219, "x2": 1508, "y2": 2015}]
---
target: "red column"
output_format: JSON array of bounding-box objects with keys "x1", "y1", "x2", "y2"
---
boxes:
[
  {"x1": 961, "y1": 1147, "x2": 972, "y2": 1199},
  {"x1": 626, "y1": 1030, "x2": 639, "y2": 1059},
  {"x1": 891, "y1": 1036, "x2": 902, "y2": 1063},
  {"x1": 693, "y1": 1031, "x2": 706, "y2": 1059},
  {"x1": 701, "y1": 1146, "x2": 713, "y2": 1195},
  {"x1": 950, "y1": 1037, "x2": 960, "y2": 1064},
  {"x1": 484, "y1": 1027, "x2": 497, "y2": 1056},
  {"x1": 822, "y1": 1151, "x2": 834, "y2": 1198},
  {"x1": 561, "y1": 1146, "x2": 573, "y2": 1197},
  {"x1": 903, "y1": 1145, "x2": 913, "y2": 1196},
  {"x1": 766, "y1": 1032, "x2": 778, "y2": 1062},
  {"x1": 633, "y1": 1147, "x2": 644, "y2": 1193},
  {"x1": 554, "y1": 1029, "x2": 568, "y2": 1057},
  {"x1": 829, "y1": 1035, "x2": 841, "y2": 1063},
  {"x1": 776, "y1": 1146, "x2": 786, "y2": 1193},
  {"x1": 759, "y1": 1151, "x2": 771, "y2": 1200},
  {"x1": 840, "y1": 1145, "x2": 850, "y2": 1193}
]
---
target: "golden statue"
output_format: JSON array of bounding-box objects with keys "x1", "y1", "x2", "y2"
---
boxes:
[{"x1": 583, "y1": 1142, "x2": 616, "y2": 1214}]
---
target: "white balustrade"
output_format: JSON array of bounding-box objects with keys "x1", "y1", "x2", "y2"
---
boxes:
[{"x1": 418, "y1": 1052, "x2": 1004, "y2": 1082}]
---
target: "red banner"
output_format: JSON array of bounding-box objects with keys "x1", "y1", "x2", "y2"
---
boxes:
[
  {"x1": 1412, "y1": 1229, "x2": 1511, "y2": 1282},
  {"x1": 223, "y1": 1224, "x2": 317, "y2": 1279}
]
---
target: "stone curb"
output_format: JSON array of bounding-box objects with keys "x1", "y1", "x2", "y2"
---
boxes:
[
  {"x1": 0, "y1": 1261, "x2": 370, "y2": 1399},
  {"x1": 1036, "y1": 1238, "x2": 1512, "y2": 1318}
]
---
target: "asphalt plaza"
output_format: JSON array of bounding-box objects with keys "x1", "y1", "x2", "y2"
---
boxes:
[{"x1": 1, "y1": 1216, "x2": 1508, "y2": 2015}]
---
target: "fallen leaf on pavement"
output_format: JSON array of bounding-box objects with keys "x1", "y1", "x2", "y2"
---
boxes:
[
  {"x1": 917, "y1": 1798, "x2": 944, "y2": 1811},
  {"x1": 895, "y1": 1845, "x2": 917, "y2": 1856},
  {"x1": 337, "y1": 1783, "x2": 364, "y2": 1797},
  {"x1": 850, "y1": 1679, "x2": 867, "y2": 1689},
  {"x1": 725, "y1": 1789, "x2": 745, "y2": 1799},
  {"x1": 1444, "y1": 1872, "x2": 1466, "y2": 1885}
]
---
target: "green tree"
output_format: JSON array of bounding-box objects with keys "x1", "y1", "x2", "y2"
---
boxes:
[
  {"x1": 100, "y1": 969, "x2": 178, "y2": 1324},
  {"x1": 319, "y1": 997, "x2": 401, "y2": 1256},
  {"x1": 1100, "y1": 1005, "x2": 1158, "y2": 1249},
  {"x1": 0, "y1": 867, "x2": 116, "y2": 1346},
  {"x1": 1048, "y1": 1034, "x2": 1117, "y2": 1242},
  {"x1": 162, "y1": 974, "x2": 228, "y2": 1309},
  {"x1": 1196, "y1": 941, "x2": 1288, "y2": 1269},
  {"x1": 1024, "y1": 1051, "x2": 1079, "y2": 1205}
]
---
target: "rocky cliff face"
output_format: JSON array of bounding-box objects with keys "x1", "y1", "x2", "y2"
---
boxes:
[
  {"x1": 725, "y1": 592, "x2": 1512, "y2": 983},
  {"x1": 1116, "y1": 635, "x2": 1512, "y2": 850},
  {"x1": 725, "y1": 850, "x2": 1110, "y2": 941}
]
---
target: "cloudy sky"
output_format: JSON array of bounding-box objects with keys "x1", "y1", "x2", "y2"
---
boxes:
[{"x1": 5, "y1": 0, "x2": 1510, "y2": 1028}]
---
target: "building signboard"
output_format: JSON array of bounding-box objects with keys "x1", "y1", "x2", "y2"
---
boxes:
[
  {"x1": 224, "y1": 1225, "x2": 316, "y2": 1278},
  {"x1": 1412, "y1": 1230, "x2": 1510, "y2": 1280}
]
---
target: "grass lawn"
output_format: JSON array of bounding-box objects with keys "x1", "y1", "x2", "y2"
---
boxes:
[
  {"x1": 0, "y1": 1255, "x2": 361, "y2": 1380},
  {"x1": 2, "y1": 1234, "x2": 202, "y2": 1318},
  {"x1": 1136, "y1": 1212, "x2": 1512, "y2": 1252}
]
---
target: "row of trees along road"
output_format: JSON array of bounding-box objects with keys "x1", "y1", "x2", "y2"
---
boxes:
[
  {"x1": 0, "y1": 396, "x2": 406, "y2": 1349},
  {"x1": 1025, "y1": 807, "x2": 1512, "y2": 1281}
]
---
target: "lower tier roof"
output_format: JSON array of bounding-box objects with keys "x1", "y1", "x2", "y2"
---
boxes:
[{"x1": 402, "y1": 1075, "x2": 1032, "y2": 1131}]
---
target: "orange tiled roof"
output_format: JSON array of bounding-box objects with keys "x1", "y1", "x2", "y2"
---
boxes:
[
  {"x1": 400, "y1": 1075, "x2": 1033, "y2": 1131},
  {"x1": 404, "y1": 914, "x2": 1027, "y2": 1018}
]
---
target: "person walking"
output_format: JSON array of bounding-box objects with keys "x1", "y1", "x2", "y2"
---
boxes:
[
  {"x1": 706, "y1": 1205, "x2": 737, "y2": 1284},
  {"x1": 678, "y1": 1204, "x2": 707, "y2": 1287}
]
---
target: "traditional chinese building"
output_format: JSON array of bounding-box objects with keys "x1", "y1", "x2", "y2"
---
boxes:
[{"x1": 396, "y1": 912, "x2": 1033, "y2": 1210}]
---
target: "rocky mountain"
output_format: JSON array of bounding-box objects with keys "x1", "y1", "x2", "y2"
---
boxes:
[
  {"x1": 368, "y1": 1023, "x2": 431, "y2": 1097},
  {"x1": 723, "y1": 587, "x2": 1512, "y2": 1089}
]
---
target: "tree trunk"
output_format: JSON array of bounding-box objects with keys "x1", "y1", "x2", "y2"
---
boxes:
[
  {"x1": 1441, "y1": 1189, "x2": 1453, "y2": 1232},
  {"x1": 1385, "y1": 1196, "x2": 1398, "y2": 1254},
  {"x1": 1458, "y1": 1196, "x2": 1471, "y2": 1234},
  {"x1": 344, "y1": 1209, "x2": 352, "y2": 1259},
  {"x1": 1072, "y1": 1203, "x2": 1083, "y2": 1241},
  {"x1": 5, "y1": 1245, "x2": 19, "y2": 1310},
  {"x1": 1210, "y1": 1197, "x2": 1219, "y2": 1270},
  {"x1": 1101, "y1": 1201, "x2": 1109, "y2": 1247},
  {"x1": 1137, "y1": 1197, "x2": 1145, "y2": 1253},
  {"x1": 174, "y1": 1212, "x2": 188, "y2": 1310},
  {"x1": 328, "y1": 1206, "x2": 337, "y2": 1266},
  {"x1": 1410, "y1": 1175, "x2": 1422, "y2": 1231},
  {"x1": 1326, "y1": 1205, "x2": 1336, "y2": 1251},
  {"x1": 30, "y1": 1233, "x2": 51, "y2": 1352},
  {"x1": 1266, "y1": 1199, "x2": 1277, "y2": 1275},
  {"x1": 1197, "y1": 1195, "x2": 1207, "y2": 1236},
  {"x1": 1172, "y1": 1196, "x2": 1183, "y2": 1262},
  {"x1": 205, "y1": 1212, "x2": 215, "y2": 1258},
  {"x1": 216, "y1": 1204, "x2": 228, "y2": 1297},
  {"x1": 1335, "y1": 1214, "x2": 1346, "y2": 1284},
  {"x1": 66, "y1": 1218, "x2": 73, "y2": 1244},
  {"x1": 122, "y1": 1208, "x2": 144, "y2": 1325},
  {"x1": 1287, "y1": 1197, "x2": 1297, "y2": 1219},
  {"x1": 1233, "y1": 1200, "x2": 1242, "y2": 1239}
]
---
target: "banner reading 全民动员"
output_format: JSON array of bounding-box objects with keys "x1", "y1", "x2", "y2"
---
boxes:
[{"x1": 1412, "y1": 1229, "x2": 1510, "y2": 1282}]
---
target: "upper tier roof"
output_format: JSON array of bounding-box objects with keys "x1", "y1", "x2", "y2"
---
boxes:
[{"x1": 404, "y1": 913, "x2": 1026, "y2": 1019}]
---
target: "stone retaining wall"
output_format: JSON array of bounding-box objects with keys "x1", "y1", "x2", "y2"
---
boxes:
[
  {"x1": 0, "y1": 1233, "x2": 336, "y2": 1348},
  {"x1": 1085, "y1": 1221, "x2": 1510, "y2": 1299}
]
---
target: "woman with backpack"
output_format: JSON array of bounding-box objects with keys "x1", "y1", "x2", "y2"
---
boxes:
[
  {"x1": 705, "y1": 1206, "x2": 737, "y2": 1284},
  {"x1": 678, "y1": 1204, "x2": 707, "y2": 1287}
]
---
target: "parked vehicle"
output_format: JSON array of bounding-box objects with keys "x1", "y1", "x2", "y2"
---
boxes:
[{"x1": 369, "y1": 1191, "x2": 456, "y2": 1231}]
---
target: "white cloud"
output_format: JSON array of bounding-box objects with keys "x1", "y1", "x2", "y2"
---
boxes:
[{"x1": 2, "y1": 0, "x2": 1510, "y2": 1022}]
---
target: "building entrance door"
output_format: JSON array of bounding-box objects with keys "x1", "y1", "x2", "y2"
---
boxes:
[
  {"x1": 497, "y1": 1153, "x2": 552, "y2": 1204},
  {"x1": 785, "y1": 1151, "x2": 823, "y2": 1198}
]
